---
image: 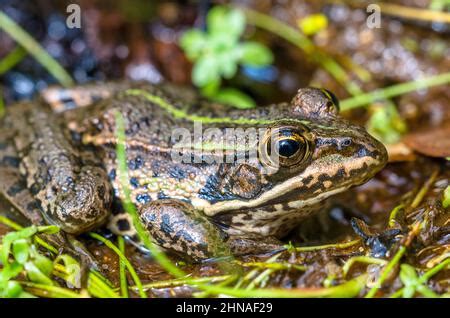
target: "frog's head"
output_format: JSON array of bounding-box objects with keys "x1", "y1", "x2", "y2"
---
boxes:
[{"x1": 200, "y1": 88, "x2": 388, "y2": 218}]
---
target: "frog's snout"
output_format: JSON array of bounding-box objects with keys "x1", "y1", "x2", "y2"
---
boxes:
[{"x1": 355, "y1": 131, "x2": 388, "y2": 177}]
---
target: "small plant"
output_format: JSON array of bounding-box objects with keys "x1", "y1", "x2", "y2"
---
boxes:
[
  {"x1": 180, "y1": 5, "x2": 273, "y2": 108},
  {"x1": 366, "y1": 103, "x2": 407, "y2": 144},
  {"x1": 399, "y1": 264, "x2": 438, "y2": 298},
  {"x1": 0, "y1": 225, "x2": 59, "y2": 297},
  {"x1": 0, "y1": 219, "x2": 121, "y2": 298}
]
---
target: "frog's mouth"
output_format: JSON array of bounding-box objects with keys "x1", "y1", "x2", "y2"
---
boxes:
[{"x1": 200, "y1": 153, "x2": 385, "y2": 216}]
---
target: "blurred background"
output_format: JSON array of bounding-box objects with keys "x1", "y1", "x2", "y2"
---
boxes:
[{"x1": 0, "y1": 0, "x2": 448, "y2": 141}]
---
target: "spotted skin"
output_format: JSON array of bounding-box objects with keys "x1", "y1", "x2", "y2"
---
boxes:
[
  {"x1": 0, "y1": 116, "x2": 44, "y2": 226},
  {"x1": 0, "y1": 82, "x2": 388, "y2": 261}
]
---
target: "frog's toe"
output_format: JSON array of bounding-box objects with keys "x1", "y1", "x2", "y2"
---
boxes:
[{"x1": 45, "y1": 167, "x2": 113, "y2": 234}]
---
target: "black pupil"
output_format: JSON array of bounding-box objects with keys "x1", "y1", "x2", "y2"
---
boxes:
[{"x1": 277, "y1": 139, "x2": 300, "y2": 158}]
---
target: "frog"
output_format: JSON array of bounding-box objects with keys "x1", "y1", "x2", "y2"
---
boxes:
[{"x1": 0, "y1": 82, "x2": 388, "y2": 261}]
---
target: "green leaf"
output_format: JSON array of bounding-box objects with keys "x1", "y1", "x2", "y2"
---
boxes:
[
  {"x1": 55, "y1": 255, "x2": 81, "y2": 288},
  {"x1": 33, "y1": 252, "x2": 54, "y2": 277},
  {"x1": 366, "y1": 103, "x2": 407, "y2": 144},
  {"x1": 0, "y1": 261, "x2": 23, "y2": 284},
  {"x1": 403, "y1": 285, "x2": 416, "y2": 298},
  {"x1": 17, "y1": 290, "x2": 36, "y2": 298},
  {"x1": 192, "y1": 56, "x2": 220, "y2": 87},
  {"x1": 298, "y1": 13, "x2": 329, "y2": 36},
  {"x1": 203, "y1": 34, "x2": 240, "y2": 79},
  {"x1": 443, "y1": 186, "x2": 450, "y2": 208},
  {"x1": 2, "y1": 281, "x2": 24, "y2": 298},
  {"x1": 12, "y1": 239, "x2": 30, "y2": 264},
  {"x1": 24, "y1": 261, "x2": 54, "y2": 285},
  {"x1": 208, "y1": 32, "x2": 239, "y2": 55},
  {"x1": 1, "y1": 226, "x2": 37, "y2": 265},
  {"x1": 238, "y1": 42, "x2": 273, "y2": 67},
  {"x1": 208, "y1": 6, "x2": 245, "y2": 39},
  {"x1": 221, "y1": 61, "x2": 238, "y2": 79},
  {"x1": 416, "y1": 284, "x2": 439, "y2": 298},
  {"x1": 217, "y1": 52, "x2": 239, "y2": 79},
  {"x1": 212, "y1": 88, "x2": 256, "y2": 109},
  {"x1": 400, "y1": 264, "x2": 419, "y2": 283},
  {"x1": 399, "y1": 264, "x2": 419, "y2": 298},
  {"x1": 180, "y1": 29, "x2": 206, "y2": 60},
  {"x1": 36, "y1": 225, "x2": 59, "y2": 235},
  {"x1": 200, "y1": 78, "x2": 221, "y2": 97}
]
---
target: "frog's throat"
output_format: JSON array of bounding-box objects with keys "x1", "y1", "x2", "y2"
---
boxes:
[{"x1": 195, "y1": 156, "x2": 378, "y2": 216}]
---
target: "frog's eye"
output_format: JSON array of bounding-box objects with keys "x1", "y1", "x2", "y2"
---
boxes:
[
  {"x1": 321, "y1": 89, "x2": 340, "y2": 112},
  {"x1": 277, "y1": 138, "x2": 302, "y2": 158},
  {"x1": 264, "y1": 128, "x2": 310, "y2": 168}
]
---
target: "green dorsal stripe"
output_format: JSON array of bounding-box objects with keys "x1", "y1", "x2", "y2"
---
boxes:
[
  {"x1": 125, "y1": 89, "x2": 342, "y2": 132},
  {"x1": 125, "y1": 89, "x2": 294, "y2": 126}
]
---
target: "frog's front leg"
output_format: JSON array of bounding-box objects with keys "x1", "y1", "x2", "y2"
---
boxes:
[
  {"x1": 12, "y1": 104, "x2": 113, "y2": 234},
  {"x1": 138, "y1": 199, "x2": 283, "y2": 261},
  {"x1": 139, "y1": 199, "x2": 230, "y2": 261}
]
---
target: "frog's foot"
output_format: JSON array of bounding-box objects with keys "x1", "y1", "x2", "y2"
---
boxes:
[
  {"x1": 351, "y1": 218, "x2": 401, "y2": 258},
  {"x1": 138, "y1": 199, "x2": 231, "y2": 262},
  {"x1": 10, "y1": 104, "x2": 113, "y2": 234},
  {"x1": 108, "y1": 201, "x2": 285, "y2": 262}
]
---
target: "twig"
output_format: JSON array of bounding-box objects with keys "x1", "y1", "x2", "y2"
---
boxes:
[
  {"x1": 411, "y1": 169, "x2": 439, "y2": 209},
  {"x1": 19, "y1": 281, "x2": 81, "y2": 298},
  {"x1": 388, "y1": 204, "x2": 405, "y2": 228},
  {"x1": 340, "y1": 73, "x2": 450, "y2": 110},
  {"x1": 132, "y1": 275, "x2": 232, "y2": 292},
  {"x1": 378, "y1": 2, "x2": 450, "y2": 24},
  {"x1": 342, "y1": 256, "x2": 387, "y2": 277},
  {"x1": 291, "y1": 239, "x2": 360, "y2": 252}
]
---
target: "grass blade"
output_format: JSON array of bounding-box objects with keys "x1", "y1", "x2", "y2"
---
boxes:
[
  {"x1": 0, "y1": 11, "x2": 74, "y2": 87},
  {"x1": 117, "y1": 236, "x2": 129, "y2": 298},
  {"x1": 340, "y1": 72, "x2": 450, "y2": 110},
  {"x1": 0, "y1": 46, "x2": 27, "y2": 75},
  {"x1": 89, "y1": 232, "x2": 146, "y2": 298}
]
